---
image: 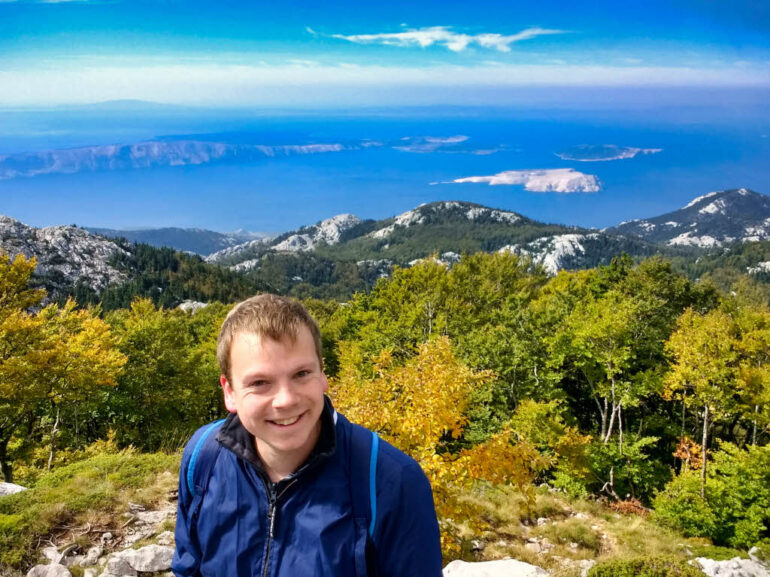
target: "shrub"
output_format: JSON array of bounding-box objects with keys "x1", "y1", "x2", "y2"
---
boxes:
[
  {"x1": 587, "y1": 556, "x2": 702, "y2": 577},
  {"x1": 653, "y1": 443, "x2": 770, "y2": 548}
]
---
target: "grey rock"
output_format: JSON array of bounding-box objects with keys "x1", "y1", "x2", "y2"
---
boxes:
[
  {"x1": 443, "y1": 559, "x2": 548, "y2": 577},
  {"x1": 155, "y1": 531, "x2": 174, "y2": 546},
  {"x1": 26, "y1": 565, "x2": 71, "y2": 577},
  {"x1": 99, "y1": 555, "x2": 136, "y2": 577},
  {"x1": 80, "y1": 545, "x2": 103, "y2": 567},
  {"x1": 577, "y1": 559, "x2": 596, "y2": 577},
  {"x1": 100, "y1": 532, "x2": 113, "y2": 544},
  {"x1": 84, "y1": 570, "x2": 98, "y2": 577},
  {"x1": 0, "y1": 482, "x2": 27, "y2": 497},
  {"x1": 117, "y1": 545, "x2": 174, "y2": 572},
  {"x1": 470, "y1": 540, "x2": 485, "y2": 552},
  {"x1": 536, "y1": 517, "x2": 547, "y2": 526},
  {"x1": 41, "y1": 547, "x2": 62, "y2": 564},
  {"x1": 62, "y1": 556, "x2": 83, "y2": 568},
  {"x1": 696, "y1": 556, "x2": 769, "y2": 577}
]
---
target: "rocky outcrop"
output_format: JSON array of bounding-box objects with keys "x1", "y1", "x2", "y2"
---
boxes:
[
  {"x1": 443, "y1": 559, "x2": 548, "y2": 576},
  {"x1": 696, "y1": 556, "x2": 769, "y2": 577},
  {"x1": 0, "y1": 215, "x2": 127, "y2": 295}
]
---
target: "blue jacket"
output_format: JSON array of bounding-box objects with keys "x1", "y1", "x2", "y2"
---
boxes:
[{"x1": 172, "y1": 398, "x2": 443, "y2": 577}]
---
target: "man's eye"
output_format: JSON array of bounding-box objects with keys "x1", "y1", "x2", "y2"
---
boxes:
[
  {"x1": 296, "y1": 370, "x2": 311, "y2": 378},
  {"x1": 249, "y1": 380, "x2": 267, "y2": 387}
]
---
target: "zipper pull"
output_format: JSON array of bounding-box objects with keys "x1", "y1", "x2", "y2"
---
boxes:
[{"x1": 268, "y1": 505, "x2": 276, "y2": 539}]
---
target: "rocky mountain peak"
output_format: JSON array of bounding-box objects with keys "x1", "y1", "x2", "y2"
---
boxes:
[
  {"x1": 607, "y1": 188, "x2": 770, "y2": 248},
  {"x1": 0, "y1": 215, "x2": 128, "y2": 295}
]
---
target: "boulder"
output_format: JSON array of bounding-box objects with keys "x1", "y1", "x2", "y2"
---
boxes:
[
  {"x1": 0, "y1": 482, "x2": 27, "y2": 496},
  {"x1": 443, "y1": 559, "x2": 549, "y2": 577},
  {"x1": 117, "y1": 545, "x2": 174, "y2": 572},
  {"x1": 99, "y1": 555, "x2": 136, "y2": 577},
  {"x1": 696, "y1": 556, "x2": 769, "y2": 577},
  {"x1": 26, "y1": 564, "x2": 71, "y2": 577}
]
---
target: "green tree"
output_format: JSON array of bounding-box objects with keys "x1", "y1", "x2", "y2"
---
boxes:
[
  {"x1": 0, "y1": 254, "x2": 46, "y2": 481},
  {"x1": 665, "y1": 308, "x2": 740, "y2": 497},
  {"x1": 35, "y1": 300, "x2": 126, "y2": 469}
]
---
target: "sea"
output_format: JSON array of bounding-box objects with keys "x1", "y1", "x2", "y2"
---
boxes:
[{"x1": 1, "y1": 93, "x2": 769, "y2": 234}]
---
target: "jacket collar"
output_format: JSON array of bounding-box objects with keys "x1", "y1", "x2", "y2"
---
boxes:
[{"x1": 217, "y1": 395, "x2": 337, "y2": 486}]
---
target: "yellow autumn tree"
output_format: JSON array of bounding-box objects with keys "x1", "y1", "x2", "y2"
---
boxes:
[{"x1": 331, "y1": 336, "x2": 551, "y2": 556}]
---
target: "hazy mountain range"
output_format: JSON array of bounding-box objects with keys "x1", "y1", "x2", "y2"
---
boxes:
[{"x1": 2, "y1": 188, "x2": 769, "y2": 300}]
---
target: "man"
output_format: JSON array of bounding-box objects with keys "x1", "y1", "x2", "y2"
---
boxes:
[{"x1": 172, "y1": 294, "x2": 443, "y2": 577}]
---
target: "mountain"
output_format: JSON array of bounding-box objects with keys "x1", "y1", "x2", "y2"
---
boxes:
[
  {"x1": 0, "y1": 216, "x2": 127, "y2": 295},
  {"x1": 208, "y1": 201, "x2": 661, "y2": 277},
  {"x1": 607, "y1": 188, "x2": 770, "y2": 247},
  {"x1": 86, "y1": 226, "x2": 269, "y2": 256}
]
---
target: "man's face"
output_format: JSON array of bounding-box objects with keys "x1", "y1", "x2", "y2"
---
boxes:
[{"x1": 221, "y1": 325, "x2": 328, "y2": 471}]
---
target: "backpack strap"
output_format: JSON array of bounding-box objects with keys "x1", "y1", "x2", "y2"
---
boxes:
[
  {"x1": 348, "y1": 421, "x2": 379, "y2": 538},
  {"x1": 186, "y1": 418, "x2": 226, "y2": 498}
]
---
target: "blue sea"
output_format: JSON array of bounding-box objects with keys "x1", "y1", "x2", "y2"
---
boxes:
[{"x1": 1, "y1": 96, "x2": 769, "y2": 234}]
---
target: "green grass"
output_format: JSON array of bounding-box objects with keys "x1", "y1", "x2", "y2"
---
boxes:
[{"x1": 0, "y1": 448, "x2": 179, "y2": 571}]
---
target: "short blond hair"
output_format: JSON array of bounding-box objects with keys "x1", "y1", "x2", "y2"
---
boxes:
[{"x1": 217, "y1": 294, "x2": 323, "y2": 381}]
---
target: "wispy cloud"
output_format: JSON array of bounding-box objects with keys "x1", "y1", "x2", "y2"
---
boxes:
[
  {"x1": 451, "y1": 168, "x2": 601, "y2": 193},
  {"x1": 331, "y1": 26, "x2": 565, "y2": 53}
]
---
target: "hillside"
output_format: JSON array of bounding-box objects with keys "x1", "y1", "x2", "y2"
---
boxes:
[{"x1": 607, "y1": 188, "x2": 770, "y2": 247}]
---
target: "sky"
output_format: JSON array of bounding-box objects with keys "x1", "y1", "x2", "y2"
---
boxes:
[{"x1": 2, "y1": 0, "x2": 770, "y2": 107}]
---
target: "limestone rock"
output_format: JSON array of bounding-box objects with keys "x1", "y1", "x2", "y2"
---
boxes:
[
  {"x1": 41, "y1": 547, "x2": 62, "y2": 564},
  {"x1": 696, "y1": 556, "x2": 769, "y2": 577},
  {"x1": 155, "y1": 531, "x2": 174, "y2": 546},
  {"x1": 84, "y1": 569, "x2": 98, "y2": 577},
  {"x1": 81, "y1": 545, "x2": 103, "y2": 567},
  {"x1": 99, "y1": 555, "x2": 136, "y2": 577},
  {"x1": 26, "y1": 564, "x2": 71, "y2": 577},
  {"x1": 0, "y1": 482, "x2": 27, "y2": 497},
  {"x1": 117, "y1": 545, "x2": 174, "y2": 572},
  {"x1": 443, "y1": 559, "x2": 548, "y2": 577}
]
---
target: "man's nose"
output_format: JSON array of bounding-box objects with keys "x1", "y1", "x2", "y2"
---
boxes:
[{"x1": 272, "y1": 382, "x2": 297, "y2": 408}]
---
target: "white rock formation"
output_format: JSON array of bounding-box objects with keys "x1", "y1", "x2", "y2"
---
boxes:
[
  {"x1": 443, "y1": 559, "x2": 548, "y2": 577},
  {"x1": 0, "y1": 482, "x2": 27, "y2": 496}
]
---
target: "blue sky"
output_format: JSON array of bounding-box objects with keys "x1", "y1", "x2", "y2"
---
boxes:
[{"x1": 1, "y1": 0, "x2": 769, "y2": 107}]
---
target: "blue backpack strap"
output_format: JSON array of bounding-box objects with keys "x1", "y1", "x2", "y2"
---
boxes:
[
  {"x1": 346, "y1": 418, "x2": 380, "y2": 577},
  {"x1": 186, "y1": 418, "x2": 226, "y2": 498}
]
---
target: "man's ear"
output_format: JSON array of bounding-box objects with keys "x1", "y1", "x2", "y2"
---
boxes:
[{"x1": 221, "y1": 375, "x2": 238, "y2": 414}]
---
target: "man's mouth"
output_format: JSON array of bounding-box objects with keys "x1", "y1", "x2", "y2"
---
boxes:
[{"x1": 270, "y1": 413, "x2": 304, "y2": 427}]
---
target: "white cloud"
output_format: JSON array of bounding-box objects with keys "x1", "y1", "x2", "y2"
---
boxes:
[
  {"x1": 332, "y1": 26, "x2": 564, "y2": 53},
  {"x1": 451, "y1": 168, "x2": 601, "y2": 193}
]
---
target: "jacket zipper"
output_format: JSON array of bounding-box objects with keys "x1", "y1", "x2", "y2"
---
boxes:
[{"x1": 261, "y1": 479, "x2": 298, "y2": 577}]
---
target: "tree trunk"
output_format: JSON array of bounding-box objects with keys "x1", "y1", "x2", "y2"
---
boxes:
[
  {"x1": 0, "y1": 435, "x2": 13, "y2": 483},
  {"x1": 596, "y1": 397, "x2": 608, "y2": 439},
  {"x1": 701, "y1": 404, "x2": 709, "y2": 499},
  {"x1": 47, "y1": 405, "x2": 60, "y2": 472},
  {"x1": 681, "y1": 398, "x2": 686, "y2": 440},
  {"x1": 752, "y1": 405, "x2": 758, "y2": 446},
  {"x1": 618, "y1": 403, "x2": 624, "y2": 455}
]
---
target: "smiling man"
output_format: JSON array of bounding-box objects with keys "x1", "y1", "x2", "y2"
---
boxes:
[{"x1": 172, "y1": 293, "x2": 442, "y2": 577}]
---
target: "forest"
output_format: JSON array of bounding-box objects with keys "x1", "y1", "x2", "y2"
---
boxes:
[{"x1": 1, "y1": 249, "x2": 769, "y2": 568}]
